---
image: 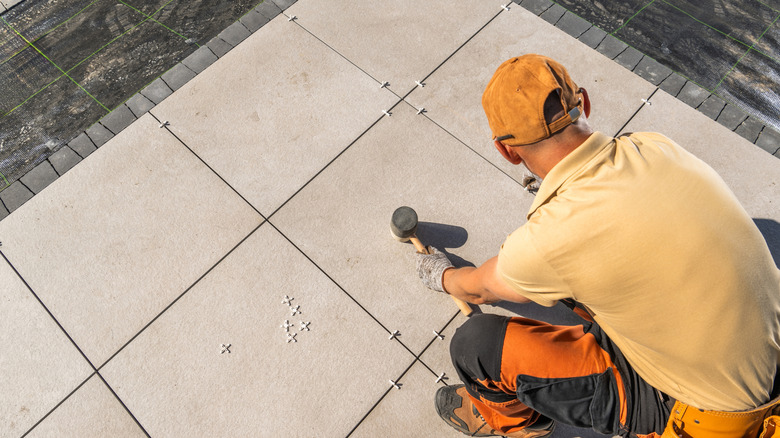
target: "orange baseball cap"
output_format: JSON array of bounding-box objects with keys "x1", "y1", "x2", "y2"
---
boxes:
[{"x1": 482, "y1": 54, "x2": 583, "y2": 146}]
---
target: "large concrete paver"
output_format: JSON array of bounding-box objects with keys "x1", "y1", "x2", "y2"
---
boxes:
[
  {"x1": 100, "y1": 224, "x2": 413, "y2": 437},
  {"x1": 405, "y1": 5, "x2": 656, "y2": 183},
  {"x1": 285, "y1": 0, "x2": 502, "y2": 94},
  {"x1": 0, "y1": 260, "x2": 94, "y2": 437},
  {"x1": 25, "y1": 375, "x2": 145, "y2": 438},
  {"x1": 271, "y1": 102, "x2": 535, "y2": 353},
  {"x1": 0, "y1": 114, "x2": 262, "y2": 367},
  {"x1": 152, "y1": 16, "x2": 398, "y2": 216}
]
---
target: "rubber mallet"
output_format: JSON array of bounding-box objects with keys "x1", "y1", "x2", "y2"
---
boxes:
[{"x1": 391, "y1": 206, "x2": 473, "y2": 316}]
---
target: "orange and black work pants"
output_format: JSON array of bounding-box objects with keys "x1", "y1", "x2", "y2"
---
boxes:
[{"x1": 450, "y1": 313, "x2": 671, "y2": 437}]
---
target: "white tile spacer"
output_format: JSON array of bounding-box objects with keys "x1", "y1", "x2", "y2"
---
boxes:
[
  {"x1": 388, "y1": 330, "x2": 401, "y2": 340},
  {"x1": 220, "y1": 343, "x2": 231, "y2": 354},
  {"x1": 290, "y1": 305, "x2": 301, "y2": 316},
  {"x1": 286, "y1": 332, "x2": 298, "y2": 343},
  {"x1": 159, "y1": 121, "x2": 169, "y2": 128},
  {"x1": 435, "y1": 372, "x2": 447, "y2": 383},
  {"x1": 389, "y1": 379, "x2": 402, "y2": 390},
  {"x1": 380, "y1": 81, "x2": 390, "y2": 89},
  {"x1": 382, "y1": 109, "x2": 392, "y2": 117},
  {"x1": 299, "y1": 321, "x2": 311, "y2": 331},
  {"x1": 282, "y1": 295, "x2": 294, "y2": 306},
  {"x1": 641, "y1": 98, "x2": 652, "y2": 106},
  {"x1": 415, "y1": 80, "x2": 425, "y2": 88},
  {"x1": 433, "y1": 330, "x2": 444, "y2": 340},
  {"x1": 416, "y1": 107, "x2": 426, "y2": 115},
  {"x1": 287, "y1": 15, "x2": 297, "y2": 21},
  {"x1": 501, "y1": 4, "x2": 510, "y2": 11},
  {"x1": 281, "y1": 320, "x2": 294, "y2": 332}
]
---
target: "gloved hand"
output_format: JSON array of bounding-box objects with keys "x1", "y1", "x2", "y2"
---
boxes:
[{"x1": 416, "y1": 246, "x2": 453, "y2": 293}]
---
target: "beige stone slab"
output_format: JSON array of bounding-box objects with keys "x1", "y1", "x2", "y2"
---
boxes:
[
  {"x1": 0, "y1": 114, "x2": 262, "y2": 366},
  {"x1": 26, "y1": 375, "x2": 145, "y2": 438},
  {"x1": 405, "y1": 5, "x2": 656, "y2": 182},
  {"x1": 271, "y1": 102, "x2": 534, "y2": 353},
  {"x1": 0, "y1": 260, "x2": 93, "y2": 437},
  {"x1": 152, "y1": 16, "x2": 398, "y2": 215},
  {"x1": 623, "y1": 90, "x2": 780, "y2": 219},
  {"x1": 100, "y1": 224, "x2": 414, "y2": 437},
  {"x1": 286, "y1": 0, "x2": 501, "y2": 92},
  {"x1": 350, "y1": 361, "x2": 459, "y2": 438}
]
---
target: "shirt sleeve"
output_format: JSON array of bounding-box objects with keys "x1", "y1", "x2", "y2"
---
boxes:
[{"x1": 497, "y1": 224, "x2": 574, "y2": 307}]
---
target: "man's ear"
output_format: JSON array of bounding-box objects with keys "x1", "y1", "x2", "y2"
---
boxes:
[
  {"x1": 494, "y1": 140, "x2": 523, "y2": 165},
  {"x1": 581, "y1": 88, "x2": 591, "y2": 118}
]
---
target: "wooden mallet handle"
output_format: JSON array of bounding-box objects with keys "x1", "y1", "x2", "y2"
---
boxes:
[{"x1": 391, "y1": 206, "x2": 474, "y2": 316}]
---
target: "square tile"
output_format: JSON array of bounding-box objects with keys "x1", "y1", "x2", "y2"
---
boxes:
[
  {"x1": 0, "y1": 75, "x2": 107, "y2": 186},
  {"x1": 26, "y1": 375, "x2": 145, "y2": 437},
  {"x1": 715, "y1": 49, "x2": 780, "y2": 133},
  {"x1": 0, "y1": 114, "x2": 262, "y2": 366},
  {"x1": 405, "y1": 6, "x2": 656, "y2": 182},
  {"x1": 0, "y1": 258, "x2": 93, "y2": 437},
  {"x1": 33, "y1": 1, "x2": 147, "y2": 72},
  {"x1": 67, "y1": 18, "x2": 195, "y2": 110},
  {"x1": 614, "y1": 0, "x2": 747, "y2": 91},
  {"x1": 622, "y1": 90, "x2": 780, "y2": 218},
  {"x1": 286, "y1": 0, "x2": 501, "y2": 92},
  {"x1": 100, "y1": 224, "x2": 413, "y2": 437},
  {"x1": 272, "y1": 103, "x2": 534, "y2": 353},
  {"x1": 152, "y1": 17, "x2": 398, "y2": 215}
]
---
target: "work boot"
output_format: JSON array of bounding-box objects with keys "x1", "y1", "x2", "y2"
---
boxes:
[{"x1": 435, "y1": 385, "x2": 555, "y2": 438}]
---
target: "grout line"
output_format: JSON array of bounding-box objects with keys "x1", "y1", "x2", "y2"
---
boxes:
[
  {"x1": 287, "y1": 18, "x2": 382, "y2": 86},
  {"x1": 93, "y1": 371, "x2": 152, "y2": 437},
  {"x1": 345, "y1": 357, "x2": 421, "y2": 437},
  {"x1": 146, "y1": 111, "x2": 268, "y2": 219},
  {"x1": 418, "y1": 7, "x2": 504, "y2": 86},
  {"x1": 264, "y1": 219, "x2": 399, "y2": 340},
  {"x1": 0, "y1": 249, "x2": 98, "y2": 371},
  {"x1": 20, "y1": 372, "x2": 97, "y2": 437},
  {"x1": 345, "y1": 386, "x2": 393, "y2": 437},
  {"x1": 264, "y1": 105, "x2": 398, "y2": 220},
  {"x1": 614, "y1": 87, "x2": 659, "y2": 137},
  {"x1": 96, "y1": 221, "x2": 266, "y2": 370},
  {"x1": 612, "y1": 0, "x2": 655, "y2": 35},
  {"x1": 404, "y1": 100, "x2": 526, "y2": 189}
]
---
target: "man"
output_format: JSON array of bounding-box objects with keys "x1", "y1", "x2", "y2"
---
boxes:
[{"x1": 416, "y1": 54, "x2": 780, "y2": 437}]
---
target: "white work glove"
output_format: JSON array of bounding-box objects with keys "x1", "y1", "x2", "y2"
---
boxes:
[{"x1": 416, "y1": 246, "x2": 453, "y2": 293}]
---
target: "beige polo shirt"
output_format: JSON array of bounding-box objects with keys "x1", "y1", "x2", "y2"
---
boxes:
[{"x1": 498, "y1": 131, "x2": 780, "y2": 411}]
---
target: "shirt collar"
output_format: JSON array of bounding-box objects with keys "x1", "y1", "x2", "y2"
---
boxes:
[{"x1": 526, "y1": 131, "x2": 614, "y2": 219}]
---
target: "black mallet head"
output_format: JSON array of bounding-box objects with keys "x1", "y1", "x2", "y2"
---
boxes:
[{"x1": 391, "y1": 206, "x2": 418, "y2": 242}]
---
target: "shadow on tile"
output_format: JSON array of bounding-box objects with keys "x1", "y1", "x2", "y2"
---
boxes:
[
  {"x1": 755, "y1": 218, "x2": 780, "y2": 268},
  {"x1": 416, "y1": 221, "x2": 469, "y2": 248}
]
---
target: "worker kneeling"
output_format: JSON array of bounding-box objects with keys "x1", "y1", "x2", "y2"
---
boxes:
[{"x1": 415, "y1": 54, "x2": 780, "y2": 437}]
